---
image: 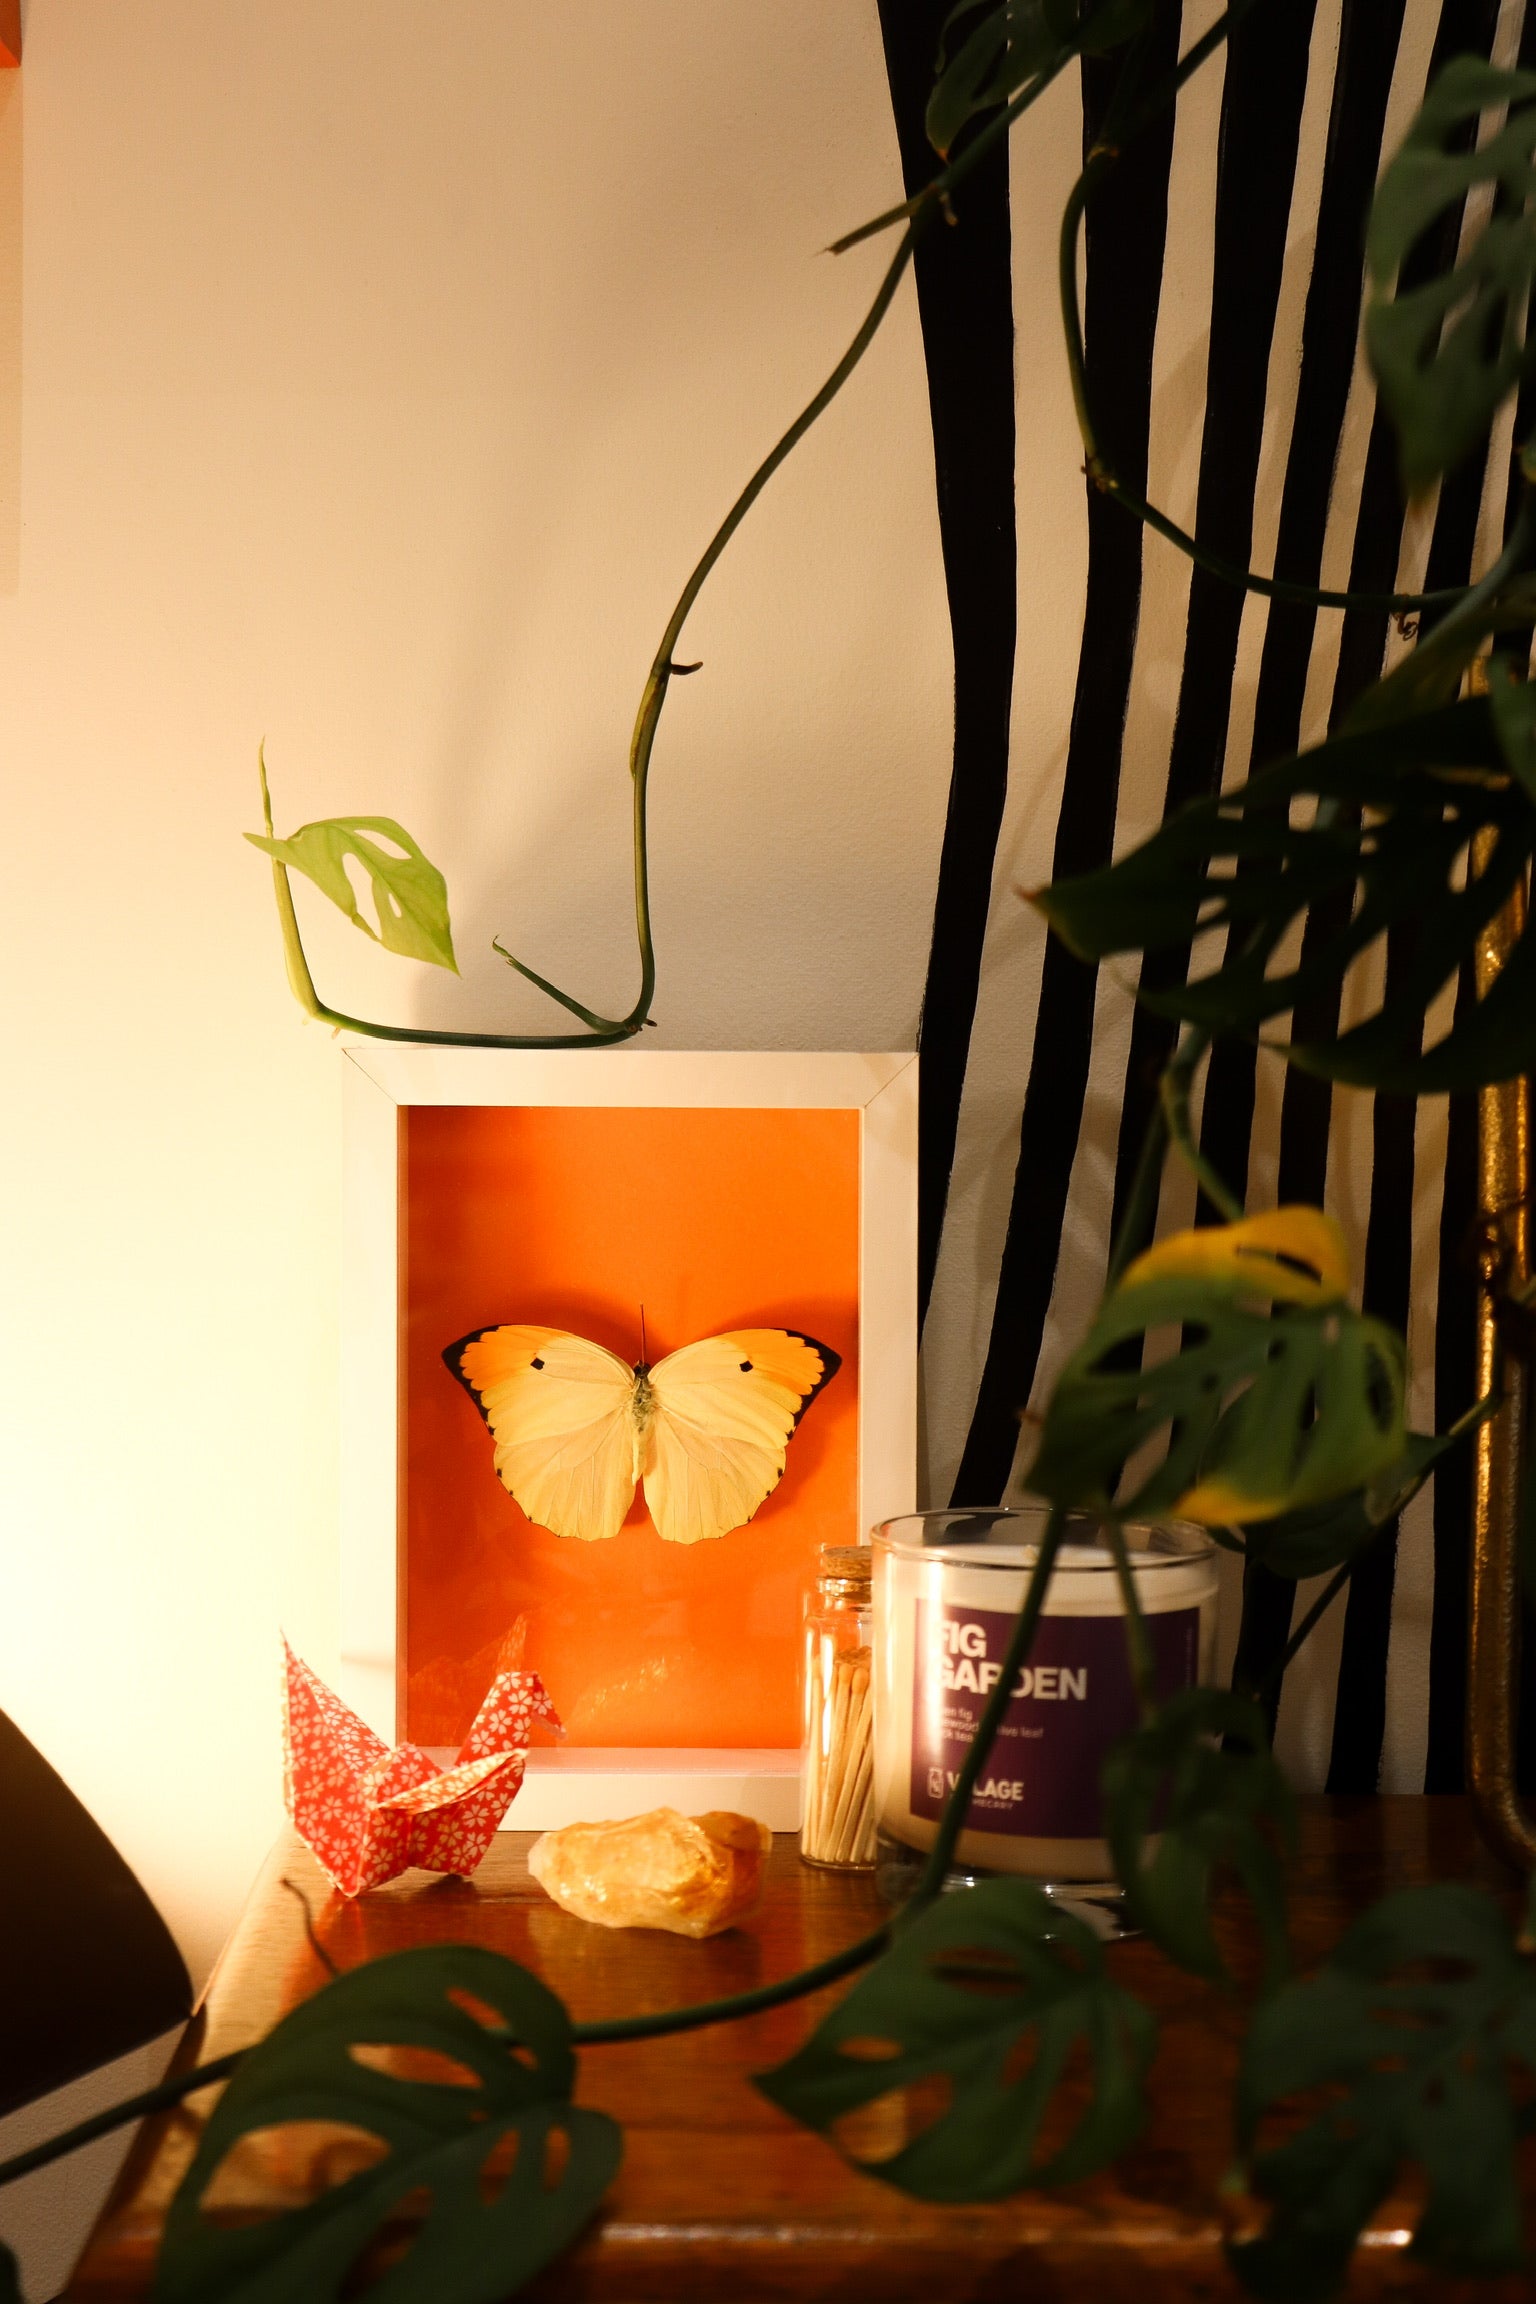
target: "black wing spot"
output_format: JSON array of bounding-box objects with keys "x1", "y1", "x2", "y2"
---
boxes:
[
  {"x1": 739, "y1": 1360, "x2": 753, "y2": 1372},
  {"x1": 531, "y1": 1356, "x2": 545, "y2": 1370}
]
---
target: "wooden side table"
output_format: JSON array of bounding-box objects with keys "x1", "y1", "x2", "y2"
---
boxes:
[{"x1": 67, "y1": 1798, "x2": 1532, "y2": 2301}]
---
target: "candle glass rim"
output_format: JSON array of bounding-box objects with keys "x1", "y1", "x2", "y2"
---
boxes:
[{"x1": 870, "y1": 1502, "x2": 1216, "y2": 1573}]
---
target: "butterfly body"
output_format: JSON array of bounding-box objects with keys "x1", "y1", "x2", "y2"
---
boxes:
[{"x1": 447, "y1": 1323, "x2": 840, "y2": 1546}]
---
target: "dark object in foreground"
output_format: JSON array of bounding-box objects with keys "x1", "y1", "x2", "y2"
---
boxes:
[{"x1": 0, "y1": 1710, "x2": 190, "y2": 2120}]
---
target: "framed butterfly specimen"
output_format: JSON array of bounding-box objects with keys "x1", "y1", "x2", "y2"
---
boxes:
[
  {"x1": 447, "y1": 1322, "x2": 842, "y2": 1547},
  {"x1": 339, "y1": 1047, "x2": 917, "y2": 1828}
]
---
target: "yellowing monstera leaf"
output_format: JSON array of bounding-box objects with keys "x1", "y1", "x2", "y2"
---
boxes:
[
  {"x1": 1028, "y1": 1208, "x2": 1406, "y2": 1526},
  {"x1": 1118, "y1": 1206, "x2": 1352, "y2": 1307}
]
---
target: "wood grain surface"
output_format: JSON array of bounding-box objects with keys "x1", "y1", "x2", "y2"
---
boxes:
[{"x1": 66, "y1": 1799, "x2": 1535, "y2": 2300}]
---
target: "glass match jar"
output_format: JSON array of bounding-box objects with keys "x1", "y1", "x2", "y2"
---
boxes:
[
  {"x1": 871, "y1": 1507, "x2": 1218, "y2": 1887},
  {"x1": 800, "y1": 1545, "x2": 876, "y2": 1869}
]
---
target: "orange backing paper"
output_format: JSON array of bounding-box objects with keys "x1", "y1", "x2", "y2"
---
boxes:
[{"x1": 402, "y1": 1104, "x2": 860, "y2": 1749}]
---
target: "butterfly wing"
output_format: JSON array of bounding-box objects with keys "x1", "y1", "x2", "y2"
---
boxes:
[
  {"x1": 643, "y1": 1328, "x2": 841, "y2": 1545},
  {"x1": 447, "y1": 1326, "x2": 639, "y2": 1542}
]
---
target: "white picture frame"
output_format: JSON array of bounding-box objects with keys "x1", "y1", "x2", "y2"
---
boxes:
[{"x1": 339, "y1": 1046, "x2": 918, "y2": 1830}]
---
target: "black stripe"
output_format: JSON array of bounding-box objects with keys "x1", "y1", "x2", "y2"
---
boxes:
[
  {"x1": 1231, "y1": 0, "x2": 1505, "y2": 1726},
  {"x1": 876, "y1": 1, "x2": 1019, "y2": 1327},
  {"x1": 1197, "y1": 0, "x2": 1408, "y2": 1222},
  {"x1": 1201, "y1": 0, "x2": 1409, "y2": 1716},
  {"x1": 1324, "y1": 1067, "x2": 1419, "y2": 1791},
  {"x1": 1324, "y1": 0, "x2": 1507, "y2": 1791},
  {"x1": 950, "y1": 4, "x2": 1183, "y2": 1505},
  {"x1": 1103, "y1": 0, "x2": 1321, "y2": 1264}
]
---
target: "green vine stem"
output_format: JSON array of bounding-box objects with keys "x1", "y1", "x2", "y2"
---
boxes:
[
  {"x1": 906, "y1": 1508, "x2": 1070, "y2": 1903},
  {"x1": 264, "y1": 223, "x2": 918, "y2": 1049},
  {"x1": 268, "y1": 40, "x2": 1091, "y2": 1055},
  {"x1": 1160, "y1": 1027, "x2": 1245, "y2": 1222},
  {"x1": 1057, "y1": 5, "x2": 1461, "y2": 618},
  {"x1": 1103, "y1": 1516, "x2": 1158, "y2": 1718},
  {"x1": 278, "y1": 83, "x2": 1099, "y2": 1057},
  {"x1": 0, "y1": 2052, "x2": 246, "y2": 2193},
  {"x1": 1253, "y1": 1559, "x2": 1355, "y2": 1708}
]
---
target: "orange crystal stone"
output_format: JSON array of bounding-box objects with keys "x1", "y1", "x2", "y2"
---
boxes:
[{"x1": 526, "y1": 1807, "x2": 771, "y2": 1937}]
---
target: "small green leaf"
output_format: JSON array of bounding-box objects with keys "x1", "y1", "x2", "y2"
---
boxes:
[
  {"x1": 1103, "y1": 1688, "x2": 1296, "y2": 1990},
  {"x1": 155, "y1": 1946, "x2": 620, "y2": 2304},
  {"x1": 1365, "y1": 58, "x2": 1536, "y2": 493},
  {"x1": 755, "y1": 1880, "x2": 1154, "y2": 2201},
  {"x1": 925, "y1": 0, "x2": 1148, "y2": 155},
  {"x1": 1027, "y1": 1210, "x2": 1407, "y2": 1526},
  {"x1": 1236, "y1": 1427, "x2": 1462, "y2": 1579},
  {"x1": 1232, "y1": 1885, "x2": 1536, "y2": 2300},
  {"x1": 246, "y1": 816, "x2": 458, "y2": 973},
  {"x1": 1033, "y1": 695, "x2": 1536, "y2": 1092},
  {"x1": 927, "y1": 4, "x2": 1014, "y2": 156}
]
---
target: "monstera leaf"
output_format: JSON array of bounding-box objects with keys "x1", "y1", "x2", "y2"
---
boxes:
[
  {"x1": 1027, "y1": 1209, "x2": 1406, "y2": 1525},
  {"x1": 1103, "y1": 1688, "x2": 1296, "y2": 1990},
  {"x1": 154, "y1": 1946, "x2": 619, "y2": 2304},
  {"x1": 1033, "y1": 695, "x2": 1536, "y2": 1092},
  {"x1": 1235, "y1": 1427, "x2": 1468, "y2": 1580},
  {"x1": 246, "y1": 815, "x2": 458, "y2": 972},
  {"x1": 1232, "y1": 1885, "x2": 1536, "y2": 2301},
  {"x1": 1366, "y1": 59, "x2": 1536, "y2": 492},
  {"x1": 755, "y1": 1880, "x2": 1154, "y2": 2201},
  {"x1": 926, "y1": 0, "x2": 1149, "y2": 154}
]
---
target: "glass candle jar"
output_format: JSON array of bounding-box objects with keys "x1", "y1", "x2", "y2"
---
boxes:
[
  {"x1": 872, "y1": 1506, "x2": 1217, "y2": 1883},
  {"x1": 801, "y1": 1545, "x2": 876, "y2": 1869}
]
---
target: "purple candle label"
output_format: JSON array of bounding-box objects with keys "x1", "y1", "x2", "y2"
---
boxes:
[{"x1": 909, "y1": 1600, "x2": 1201, "y2": 1839}]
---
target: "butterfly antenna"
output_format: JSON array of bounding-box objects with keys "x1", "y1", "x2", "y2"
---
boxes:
[{"x1": 639, "y1": 1304, "x2": 648, "y2": 1367}]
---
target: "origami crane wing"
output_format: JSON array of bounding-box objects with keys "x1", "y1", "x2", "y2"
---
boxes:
[{"x1": 282, "y1": 1641, "x2": 561, "y2": 1897}]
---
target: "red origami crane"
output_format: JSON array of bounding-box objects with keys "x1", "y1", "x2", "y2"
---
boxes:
[{"x1": 282, "y1": 1638, "x2": 560, "y2": 1896}]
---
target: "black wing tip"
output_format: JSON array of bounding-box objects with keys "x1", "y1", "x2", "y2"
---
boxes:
[
  {"x1": 442, "y1": 1326, "x2": 499, "y2": 1421},
  {"x1": 777, "y1": 1329, "x2": 843, "y2": 1423}
]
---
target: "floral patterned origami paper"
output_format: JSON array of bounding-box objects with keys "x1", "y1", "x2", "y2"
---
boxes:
[{"x1": 282, "y1": 1639, "x2": 561, "y2": 1896}]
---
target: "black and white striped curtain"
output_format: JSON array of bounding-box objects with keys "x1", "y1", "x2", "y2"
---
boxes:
[{"x1": 886, "y1": 0, "x2": 1536, "y2": 1794}]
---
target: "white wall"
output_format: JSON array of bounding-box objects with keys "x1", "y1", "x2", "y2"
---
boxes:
[{"x1": 0, "y1": 0, "x2": 1014, "y2": 1981}]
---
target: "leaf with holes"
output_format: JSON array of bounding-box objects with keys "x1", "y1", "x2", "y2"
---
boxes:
[
  {"x1": 1103, "y1": 1688, "x2": 1296, "y2": 1990},
  {"x1": 926, "y1": 0, "x2": 1149, "y2": 155},
  {"x1": 154, "y1": 1946, "x2": 620, "y2": 2304},
  {"x1": 246, "y1": 816, "x2": 457, "y2": 972},
  {"x1": 1365, "y1": 59, "x2": 1536, "y2": 493},
  {"x1": 1032, "y1": 695, "x2": 1536, "y2": 1092},
  {"x1": 1231, "y1": 1885, "x2": 1536, "y2": 2301},
  {"x1": 1027, "y1": 1209, "x2": 1406, "y2": 1526},
  {"x1": 755, "y1": 1879, "x2": 1154, "y2": 2200},
  {"x1": 1234, "y1": 1425, "x2": 1471, "y2": 1580}
]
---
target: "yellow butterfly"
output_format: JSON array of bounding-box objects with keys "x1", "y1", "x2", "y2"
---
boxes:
[{"x1": 446, "y1": 1324, "x2": 841, "y2": 1546}]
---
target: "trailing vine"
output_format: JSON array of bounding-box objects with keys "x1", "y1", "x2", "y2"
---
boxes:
[{"x1": 13, "y1": 5, "x2": 1536, "y2": 2299}]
